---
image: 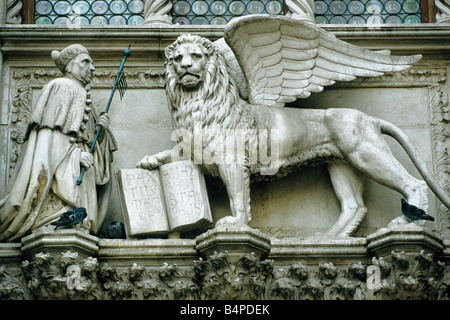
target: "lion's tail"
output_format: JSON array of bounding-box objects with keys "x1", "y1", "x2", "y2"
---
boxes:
[{"x1": 379, "y1": 119, "x2": 450, "y2": 209}]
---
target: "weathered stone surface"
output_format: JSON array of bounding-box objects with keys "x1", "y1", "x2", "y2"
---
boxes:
[
  {"x1": 98, "y1": 238, "x2": 197, "y2": 267},
  {"x1": 159, "y1": 161, "x2": 213, "y2": 232},
  {"x1": 0, "y1": 243, "x2": 21, "y2": 265},
  {"x1": 137, "y1": 16, "x2": 450, "y2": 240},
  {"x1": 1, "y1": 24, "x2": 448, "y2": 239},
  {"x1": 196, "y1": 224, "x2": 272, "y2": 261},
  {"x1": 0, "y1": 21, "x2": 449, "y2": 301},
  {"x1": 269, "y1": 237, "x2": 369, "y2": 266},
  {"x1": 1, "y1": 242, "x2": 448, "y2": 300},
  {"x1": 116, "y1": 168, "x2": 169, "y2": 237},
  {"x1": 367, "y1": 224, "x2": 445, "y2": 259},
  {"x1": 21, "y1": 227, "x2": 99, "y2": 259},
  {"x1": 116, "y1": 162, "x2": 213, "y2": 238}
]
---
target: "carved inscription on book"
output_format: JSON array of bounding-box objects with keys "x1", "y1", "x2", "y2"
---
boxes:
[
  {"x1": 116, "y1": 161, "x2": 212, "y2": 238},
  {"x1": 160, "y1": 161, "x2": 212, "y2": 232},
  {"x1": 116, "y1": 168, "x2": 169, "y2": 237}
]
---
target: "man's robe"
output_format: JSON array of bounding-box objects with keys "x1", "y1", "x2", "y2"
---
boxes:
[{"x1": 0, "y1": 77, "x2": 117, "y2": 242}]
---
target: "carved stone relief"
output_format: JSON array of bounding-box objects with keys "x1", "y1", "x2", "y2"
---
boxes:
[
  {"x1": 4, "y1": 62, "x2": 449, "y2": 238},
  {"x1": 436, "y1": 0, "x2": 450, "y2": 23},
  {"x1": 334, "y1": 67, "x2": 450, "y2": 237},
  {"x1": 285, "y1": 0, "x2": 315, "y2": 21},
  {"x1": 8, "y1": 83, "x2": 31, "y2": 177},
  {"x1": 143, "y1": 0, "x2": 173, "y2": 24},
  {"x1": 2, "y1": 66, "x2": 165, "y2": 187},
  {"x1": 0, "y1": 249, "x2": 448, "y2": 300},
  {"x1": 1, "y1": 0, "x2": 23, "y2": 24},
  {"x1": 136, "y1": 17, "x2": 450, "y2": 240},
  {"x1": 430, "y1": 83, "x2": 450, "y2": 237}
]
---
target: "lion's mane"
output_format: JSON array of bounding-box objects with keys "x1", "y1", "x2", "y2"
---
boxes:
[
  {"x1": 163, "y1": 34, "x2": 337, "y2": 177},
  {"x1": 164, "y1": 34, "x2": 255, "y2": 132}
]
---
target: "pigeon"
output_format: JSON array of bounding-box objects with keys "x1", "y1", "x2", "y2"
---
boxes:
[
  {"x1": 51, "y1": 207, "x2": 87, "y2": 230},
  {"x1": 106, "y1": 221, "x2": 126, "y2": 239},
  {"x1": 401, "y1": 198, "x2": 435, "y2": 222}
]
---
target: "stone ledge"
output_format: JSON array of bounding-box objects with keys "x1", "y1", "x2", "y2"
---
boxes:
[
  {"x1": 98, "y1": 238, "x2": 197, "y2": 266},
  {"x1": 268, "y1": 237, "x2": 368, "y2": 266},
  {"x1": 8, "y1": 224, "x2": 447, "y2": 266},
  {"x1": 21, "y1": 227, "x2": 99, "y2": 259},
  {"x1": 0, "y1": 24, "x2": 448, "y2": 57},
  {"x1": 0, "y1": 243, "x2": 22, "y2": 265},
  {"x1": 366, "y1": 224, "x2": 444, "y2": 259}
]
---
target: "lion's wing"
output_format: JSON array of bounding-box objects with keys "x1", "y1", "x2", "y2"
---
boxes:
[{"x1": 223, "y1": 14, "x2": 422, "y2": 107}]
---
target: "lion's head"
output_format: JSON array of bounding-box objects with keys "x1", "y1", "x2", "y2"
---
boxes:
[
  {"x1": 165, "y1": 34, "x2": 214, "y2": 89},
  {"x1": 164, "y1": 34, "x2": 249, "y2": 131}
]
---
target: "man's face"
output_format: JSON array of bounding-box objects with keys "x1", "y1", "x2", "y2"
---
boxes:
[{"x1": 67, "y1": 53, "x2": 95, "y2": 85}]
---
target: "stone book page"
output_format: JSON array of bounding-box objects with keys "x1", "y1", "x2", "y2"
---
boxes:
[
  {"x1": 116, "y1": 161, "x2": 212, "y2": 238},
  {"x1": 116, "y1": 168, "x2": 169, "y2": 237},
  {"x1": 159, "y1": 160, "x2": 213, "y2": 232}
]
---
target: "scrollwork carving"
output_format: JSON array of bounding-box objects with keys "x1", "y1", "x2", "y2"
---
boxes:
[
  {"x1": 429, "y1": 84, "x2": 450, "y2": 237},
  {"x1": 9, "y1": 83, "x2": 32, "y2": 177},
  {"x1": 11, "y1": 68, "x2": 165, "y2": 89}
]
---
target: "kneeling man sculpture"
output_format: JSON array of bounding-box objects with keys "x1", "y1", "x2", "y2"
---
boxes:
[{"x1": 138, "y1": 15, "x2": 450, "y2": 237}]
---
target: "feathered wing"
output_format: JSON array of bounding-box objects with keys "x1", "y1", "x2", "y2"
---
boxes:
[{"x1": 222, "y1": 14, "x2": 422, "y2": 107}]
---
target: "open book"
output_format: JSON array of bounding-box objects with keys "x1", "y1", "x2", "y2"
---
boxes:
[{"x1": 116, "y1": 161, "x2": 213, "y2": 238}]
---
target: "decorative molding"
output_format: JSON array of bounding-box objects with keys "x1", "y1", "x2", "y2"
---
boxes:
[
  {"x1": 334, "y1": 67, "x2": 447, "y2": 88},
  {"x1": 0, "y1": 249, "x2": 448, "y2": 300},
  {"x1": 11, "y1": 67, "x2": 165, "y2": 90},
  {"x1": 8, "y1": 83, "x2": 32, "y2": 178},
  {"x1": 429, "y1": 83, "x2": 450, "y2": 237},
  {"x1": 0, "y1": 225, "x2": 449, "y2": 300}
]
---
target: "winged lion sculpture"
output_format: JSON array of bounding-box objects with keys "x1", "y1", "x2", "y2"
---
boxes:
[{"x1": 137, "y1": 15, "x2": 450, "y2": 237}]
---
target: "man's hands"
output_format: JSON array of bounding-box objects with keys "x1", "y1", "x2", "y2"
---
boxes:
[
  {"x1": 80, "y1": 151, "x2": 94, "y2": 169},
  {"x1": 79, "y1": 113, "x2": 110, "y2": 170},
  {"x1": 97, "y1": 113, "x2": 111, "y2": 130}
]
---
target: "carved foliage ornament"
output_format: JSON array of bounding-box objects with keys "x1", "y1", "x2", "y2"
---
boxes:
[{"x1": 0, "y1": 250, "x2": 448, "y2": 300}]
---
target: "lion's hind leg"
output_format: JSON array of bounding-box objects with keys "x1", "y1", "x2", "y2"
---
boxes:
[
  {"x1": 325, "y1": 161, "x2": 367, "y2": 237},
  {"x1": 325, "y1": 109, "x2": 429, "y2": 215}
]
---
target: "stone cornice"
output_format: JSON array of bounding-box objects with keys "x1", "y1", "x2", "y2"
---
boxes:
[
  {"x1": 0, "y1": 24, "x2": 449, "y2": 56},
  {"x1": 1, "y1": 225, "x2": 449, "y2": 300}
]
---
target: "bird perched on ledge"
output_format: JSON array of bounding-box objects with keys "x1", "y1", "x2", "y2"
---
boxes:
[
  {"x1": 401, "y1": 198, "x2": 435, "y2": 222},
  {"x1": 51, "y1": 207, "x2": 87, "y2": 230},
  {"x1": 106, "y1": 221, "x2": 126, "y2": 239}
]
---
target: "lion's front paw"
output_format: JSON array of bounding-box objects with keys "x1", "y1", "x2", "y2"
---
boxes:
[
  {"x1": 136, "y1": 155, "x2": 161, "y2": 170},
  {"x1": 387, "y1": 216, "x2": 411, "y2": 227}
]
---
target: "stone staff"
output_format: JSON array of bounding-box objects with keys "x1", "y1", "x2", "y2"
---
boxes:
[{"x1": 77, "y1": 44, "x2": 131, "y2": 185}]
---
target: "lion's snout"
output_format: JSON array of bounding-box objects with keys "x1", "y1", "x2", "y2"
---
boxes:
[{"x1": 180, "y1": 73, "x2": 202, "y2": 88}]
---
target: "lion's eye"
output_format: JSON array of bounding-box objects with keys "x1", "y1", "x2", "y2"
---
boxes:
[
  {"x1": 192, "y1": 53, "x2": 203, "y2": 60},
  {"x1": 174, "y1": 55, "x2": 182, "y2": 62}
]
